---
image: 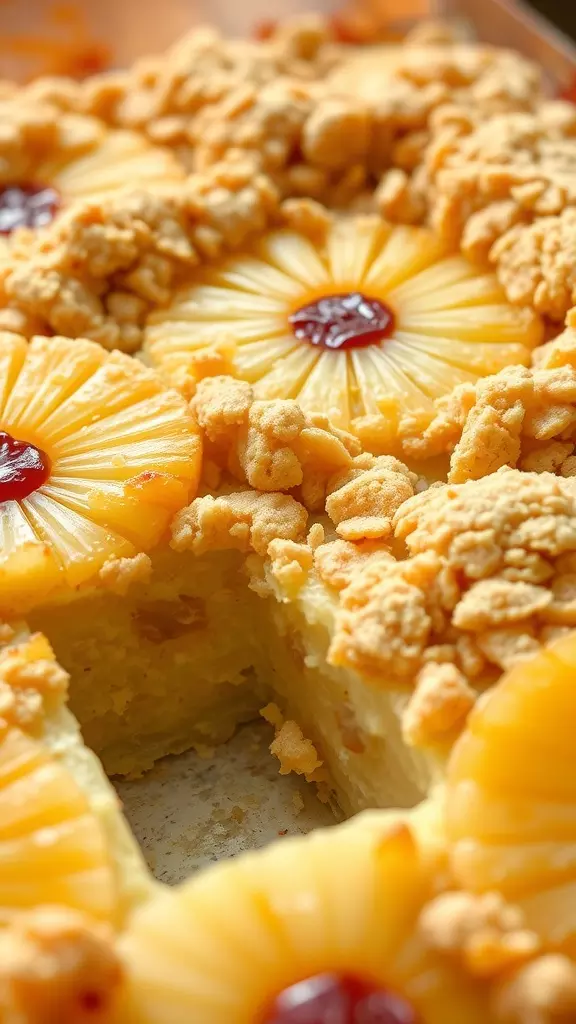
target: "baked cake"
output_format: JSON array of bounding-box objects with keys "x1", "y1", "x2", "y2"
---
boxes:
[{"x1": 1, "y1": 12, "x2": 576, "y2": 1023}]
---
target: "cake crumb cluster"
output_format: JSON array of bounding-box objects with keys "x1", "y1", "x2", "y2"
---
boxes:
[
  {"x1": 0, "y1": 164, "x2": 279, "y2": 350},
  {"x1": 0, "y1": 633, "x2": 68, "y2": 735},
  {"x1": 409, "y1": 330, "x2": 576, "y2": 479}
]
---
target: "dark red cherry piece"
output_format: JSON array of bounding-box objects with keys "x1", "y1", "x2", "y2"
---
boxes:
[
  {"x1": 288, "y1": 292, "x2": 395, "y2": 351},
  {"x1": 0, "y1": 431, "x2": 51, "y2": 502},
  {"x1": 262, "y1": 973, "x2": 418, "y2": 1024},
  {"x1": 0, "y1": 183, "x2": 61, "y2": 234}
]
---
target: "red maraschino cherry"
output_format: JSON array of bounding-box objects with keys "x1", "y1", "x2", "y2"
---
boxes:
[
  {"x1": 289, "y1": 293, "x2": 395, "y2": 351},
  {"x1": 262, "y1": 973, "x2": 418, "y2": 1024},
  {"x1": 0, "y1": 431, "x2": 51, "y2": 502}
]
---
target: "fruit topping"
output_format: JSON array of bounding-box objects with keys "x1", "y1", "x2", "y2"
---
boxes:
[
  {"x1": 0, "y1": 431, "x2": 51, "y2": 503},
  {"x1": 289, "y1": 293, "x2": 396, "y2": 352},
  {"x1": 0, "y1": 184, "x2": 61, "y2": 234},
  {"x1": 261, "y1": 973, "x2": 417, "y2": 1024}
]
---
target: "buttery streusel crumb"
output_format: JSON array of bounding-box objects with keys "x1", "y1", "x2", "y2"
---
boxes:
[
  {"x1": 192, "y1": 376, "x2": 361, "y2": 511},
  {"x1": 313, "y1": 538, "x2": 394, "y2": 592},
  {"x1": 99, "y1": 553, "x2": 152, "y2": 597},
  {"x1": 269, "y1": 719, "x2": 323, "y2": 779},
  {"x1": 1, "y1": 164, "x2": 279, "y2": 351},
  {"x1": 325, "y1": 455, "x2": 417, "y2": 541},
  {"x1": 419, "y1": 891, "x2": 539, "y2": 977},
  {"x1": 170, "y1": 490, "x2": 308, "y2": 557},
  {"x1": 492, "y1": 955, "x2": 576, "y2": 1024},
  {"x1": 402, "y1": 662, "x2": 476, "y2": 748},
  {"x1": 0, "y1": 635, "x2": 68, "y2": 734},
  {"x1": 407, "y1": 354, "x2": 576, "y2": 480}
]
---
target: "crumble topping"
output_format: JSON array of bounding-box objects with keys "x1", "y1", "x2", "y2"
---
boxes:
[
  {"x1": 325, "y1": 454, "x2": 417, "y2": 540},
  {"x1": 0, "y1": 164, "x2": 279, "y2": 351},
  {"x1": 0, "y1": 97, "x2": 104, "y2": 185},
  {"x1": 492, "y1": 955, "x2": 576, "y2": 1024},
  {"x1": 313, "y1": 538, "x2": 393, "y2": 592},
  {"x1": 419, "y1": 891, "x2": 539, "y2": 977},
  {"x1": 170, "y1": 490, "x2": 308, "y2": 557},
  {"x1": 0, "y1": 633, "x2": 68, "y2": 734},
  {"x1": 266, "y1": 538, "x2": 314, "y2": 598},
  {"x1": 192, "y1": 376, "x2": 361, "y2": 509},
  {"x1": 98, "y1": 553, "x2": 152, "y2": 597},
  {"x1": 329, "y1": 469, "x2": 576, "y2": 733},
  {"x1": 491, "y1": 208, "x2": 576, "y2": 319},
  {"x1": 0, "y1": 907, "x2": 121, "y2": 1024},
  {"x1": 402, "y1": 662, "x2": 476, "y2": 749},
  {"x1": 269, "y1": 719, "x2": 324, "y2": 779},
  {"x1": 408, "y1": 347, "x2": 576, "y2": 481}
]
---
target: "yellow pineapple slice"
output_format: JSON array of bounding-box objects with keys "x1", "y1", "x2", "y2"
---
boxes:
[
  {"x1": 112, "y1": 820, "x2": 488, "y2": 1024},
  {"x1": 0, "y1": 112, "x2": 184, "y2": 243},
  {"x1": 41, "y1": 129, "x2": 185, "y2": 203},
  {"x1": 446, "y1": 630, "x2": 576, "y2": 955},
  {"x1": 0, "y1": 333, "x2": 201, "y2": 614},
  {"x1": 144, "y1": 216, "x2": 543, "y2": 452},
  {"x1": 0, "y1": 716, "x2": 117, "y2": 922}
]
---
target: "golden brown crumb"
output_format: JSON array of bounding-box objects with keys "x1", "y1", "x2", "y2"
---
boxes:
[
  {"x1": 491, "y1": 208, "x2": 576, "y2": 320},
  {"x1": 325, "y1": 455, "x2": 416, "y2": 541},
  {"x1": 419, "y1": 891, "x2": 539, "y2": 977},
  {"x1": 492, "y1": 954, "x2": 576, "y2": 1023},
  {"x1": 314, "y1": 538, "x2": 393, "y2": 592},
  {"x1": 269, "y1": 719, "x2": 323, "y2": 779},
  {"x1": 0, "y1": 906, "x2": 121, "y2": 1024},
  {"x1": 402, "y1": 662, "x2": 476, "y2": 748},
  {"x1": 0, "y1": 634, "x2": 68, "y2": 734},
  {"x1": 327, "y1": 468, "x2": 576, "y2": 714},
  {"x1": 2, "y1": 163, "x2": 279, "y2": 352},
  {"x1": 192, "y1": 376, "x2": 360, "y2": 511},
  {"x1": 267, "y1": 538, "x2": 313, "y2": 598},
  {"x1": 329, "y1": 552, "x2": 447, "y2": 683},
  {"x1": 423, "y1": 103, "x2": 576, "y2": 296},
  {"x1": 170, "y1": 490, "x2": 308, "y2": 557},
  {"x1": 406, "y1": 356, "x2": 576, "y2": 479},
  {"x1": 0, "y1": 96, "x2": 104, "y2": 185},
  {"x1": 98, "y1": 553, "x2": 152, "y2": 596}
]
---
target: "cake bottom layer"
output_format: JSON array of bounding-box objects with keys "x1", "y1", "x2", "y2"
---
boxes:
[{"x1": 30, "y1": 545, "x2": 432, "y2": 815}]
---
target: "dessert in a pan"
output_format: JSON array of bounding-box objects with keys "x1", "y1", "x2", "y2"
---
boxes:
[{"x1": 2, "y1": 11, "x2": 576, "y2": 1023}]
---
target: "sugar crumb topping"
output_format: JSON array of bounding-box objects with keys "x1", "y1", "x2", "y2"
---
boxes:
[
  {"x1": 170, "y1": 490, "x2": 308, "y2": 557},
  {"x1": 0, "y1": 633, "x2": 68, "y2": 735},
  {"x1": 420, "y1": 891, "x2": 539, "y2": 977}
]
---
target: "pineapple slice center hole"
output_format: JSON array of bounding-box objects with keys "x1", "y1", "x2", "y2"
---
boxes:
[
  {"x1": 0, "y1": 183, "x2": 61, "y2": 234},
  {"x1": 288, "y1": 292, "x2": 396, "y2": 351},
  {"x1": 0, "y1": 430, "x2": 52, "y2": 501},
  {"x1": 260, "y1": 972, "x2": 418, "y2": 1024}
]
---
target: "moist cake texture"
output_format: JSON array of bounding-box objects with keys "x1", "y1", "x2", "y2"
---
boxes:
[{"x1": 1, "y1": 12, "x2": 576, "y2": 1024}]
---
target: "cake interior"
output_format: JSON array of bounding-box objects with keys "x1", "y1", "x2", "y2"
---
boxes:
[{"x1": 29, "y1": 544, "x2": 431, "y2": 818}]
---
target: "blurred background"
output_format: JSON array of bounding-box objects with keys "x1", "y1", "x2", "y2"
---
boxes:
[{"x1": 0, "y1": 0, "x2": 574, "y2": 83}]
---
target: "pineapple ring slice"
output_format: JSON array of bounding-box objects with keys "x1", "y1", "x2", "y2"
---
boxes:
[
  {"x1": 0, "y1": 717, "x2": 117, "y2": 923},
  {"x1": 0, "y1": 333, "x2": 201, "y2": 614},
  {"x1": 113, "y1": 821, "x2": 488, "y2": 1024},
  {"x1": 446, "y1": 630, "x2": 576, "y2": 955},
  {"x1": 0, "y1": 125, "x2": 184, "y2": 239},
  {"x1": 40, "y1": 128, "x2": 185, "y2": 204},
  {"x1": 144, "y1": 217, "x2": 543, "y2": 452}
]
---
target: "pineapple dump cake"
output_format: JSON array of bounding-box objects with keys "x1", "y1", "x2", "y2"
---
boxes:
[{"x1": 2, "y1": 12, "x2": 576, "y2": 1023}]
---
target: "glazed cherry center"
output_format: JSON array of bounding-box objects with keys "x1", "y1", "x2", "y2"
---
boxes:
[
  {"x1": 288, "y1": 292, "x2": 396, "y2": 352},
  {"x1": 0, "y1": 184, "x2": 61, "y2": 234},
  {"x1": 0, "y1": 431, "x2": 51, "y2": 502},
  {"x1": 262, "y1": 973, "x2": 418, "y2": 1024}
]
